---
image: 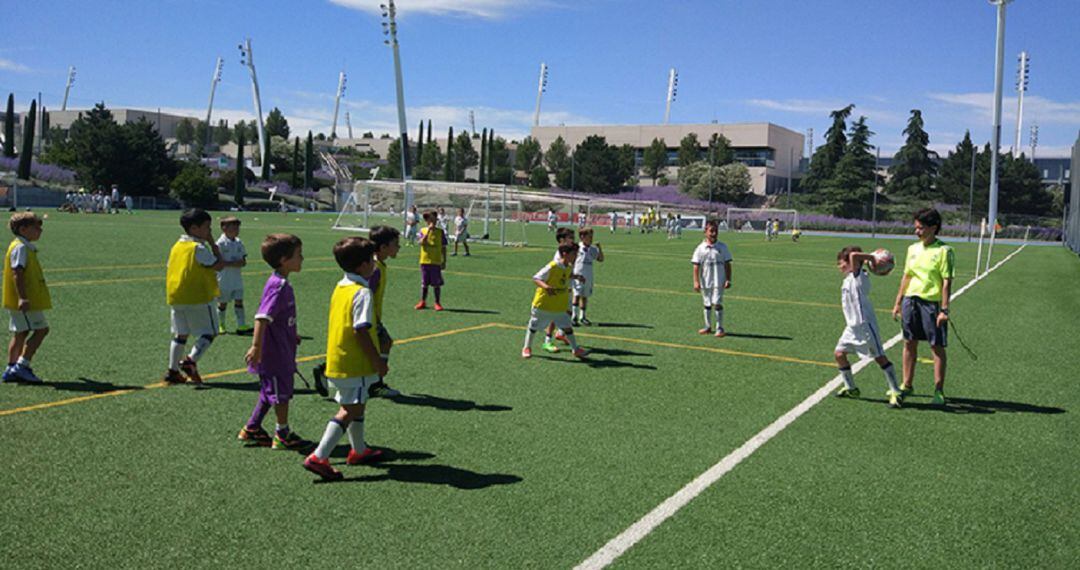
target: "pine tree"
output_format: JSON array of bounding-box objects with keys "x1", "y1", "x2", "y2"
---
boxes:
[
  {"x1": 3, "y1": 94, "x2": 14, "y2": 158},
  {"x1": 426, "y1": 120, "x2": 432, "y2": 144},
  {"x1": 935, "y1": 131, "x2": 977, "y2": 205},
  {"x1": 17, "y1": 100, "x2": 36, "y2": 179},
  {"x1": 676, "y1": 133, "x2": 700, "y2": 167},
  {"x1": 706, "y1": 133, "x2": 733, "y2": 166},
  {"x1": 486, "y1": 128, "x2": 494, "y2": 181},
  {"x1": 887, "y1": 109, "x2": 937, "y2": 198},
  {"x1": 823, "y1": 116, "x2": 876, "y2": 217},
  {"x1": 291, "y1": 137, "x2": 300, "y2": 189},
  {"x1": 417, "y1": 120, "x2": 424, "y2": 163},
  {"x1": 642, "y1": 138, "x2": 668, "y2": 185},
  {"x1": 261, "y1": 135, "x2": 271, "y2": 181},
  {"x1": 803, "y1": 104, "x2": 854, "y2": 191},
  {"x1": 234, "y1": 130, "x2": 246, "y2": 206},
  {"x1": 444, "y1": 126, "x2": 454, "y2": 181},
  {"x1": 479, "y1": 128, "x2": 488, "y2": 183},
  {"x1": 453, "y1": 131, "x2": 479, "y2": 180},
  {"x1": 304, "y1": 131, "x2": 314, "y2": 189}
]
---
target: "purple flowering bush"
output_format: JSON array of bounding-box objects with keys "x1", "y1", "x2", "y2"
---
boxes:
[{"x1": 0, "y1": 156, "x2": 77, "y2": 184}]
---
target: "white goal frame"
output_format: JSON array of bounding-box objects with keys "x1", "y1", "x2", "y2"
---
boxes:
[{"x1": 725, "y1": 208, "x2": 800, "y2": 232}]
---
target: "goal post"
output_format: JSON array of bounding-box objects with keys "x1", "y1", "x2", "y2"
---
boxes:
[{"x1": 725, "y1": 208, "x2": 799, "y2": 233}]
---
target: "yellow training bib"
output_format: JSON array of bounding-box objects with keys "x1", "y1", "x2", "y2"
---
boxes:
[
  {"x1": 2, "y1": 239, "x2": 51, "y2": 311},
  {"x1": 531, "y1": 262, "x2": 571, "y2": 312},
  {"x1": 326, "y1": 281, "x2": 380, "y2": 378},
  {"x1": 165, "y1": 240, "x2": 219, "y2": 305}
]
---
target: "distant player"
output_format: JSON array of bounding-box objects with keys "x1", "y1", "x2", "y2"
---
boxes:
[
  {"x1": 452, "y1": 207, "x2": 470, "y2": 257},
  {"x1": 675, "y1": 214, "x2": 684, "y2": 238},
  {"x1": 833, "y1": 246, "x2": 902, "y2": 408},
  {"x1": 238, "y1": 233, "x2": 313, "y2": 449},
  {"x1": 216, "y1": 216, "x2": 251, "y2": 334},
  {"x1": 522, "y1": 243, "x2": 588, "y2": 360},
  {"x1": 571, "y1": 229, "x2": 603, "y2": 326},
  {"x1": 764, "y1": 217, "x2": 774, "y2": 241},
  {"x1": 791, "y1": 228, "x2": 802, "y2": 242},
  {"x1": 367, "y1": 225, "x2": 403, "y2": 398},
  {"x1": 163, "y1": 209, "x2": 225, "y2": 384},
  {"x1": 625, "y1": 211, "x2": 633, "y2": 234},
  {"x1": 577, "y1": 210, "x2": 587, "y2": 230},
  {"x1": 547, "y1": 209, "x2": 558, "y2": 232},
  {"x1": 415, "y1": 210, "x2": 447, "y2": 311},
  {"x1": 403, "y1": 205, "x2": 419, "y2": 245},
  {"x1": 609, "y1": 211, "x2": 618, "y2": 233},
  {"x1": 1, "y1": 213, "x2": 51, "y2": 383},
  {"x1": 303, "y1": 237, "x2": 387, "y2": 481},
  {"x1": 691, "y1": 219, "x2": 733, "y2": 337},
  {"x1": 437, "y1": 207, "x2": 449, "y2": 233}
]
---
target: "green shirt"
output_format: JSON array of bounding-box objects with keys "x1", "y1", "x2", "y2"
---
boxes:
[{"x1": 903, "y1": 239, "x2": 955, "y2": 302}]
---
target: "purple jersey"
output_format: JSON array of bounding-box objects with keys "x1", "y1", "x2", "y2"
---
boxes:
[{"x1": 249, "y1": 272, "x2": 298, "y2": 376}]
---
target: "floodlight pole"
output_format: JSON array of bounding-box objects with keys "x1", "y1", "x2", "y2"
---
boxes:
[
  {"x1": 986, "y1": 0, "x2": 1012, "y2": 273},
  {"x1": 967, "y1": 147, "x2": 977, "y2": 241},
  {"x1": 382, "y1": 1, "x2": 411, "y2": 180},
  {"x1": 205, "y1": 57, "x2": 223, "y2": 149},
  {"x1": 240, "y1": 38, "x2": 268, "y2": 167},
  {"x1": 664, "y1": 68, "x2": 677, "y2": 125},
  {"x1": 1029, "y1": 124, "x2": 1037, "y2": 161},
  {"x1": 1013, "y1": 51, "x2": 1028, "y2": 158},
  {"x1": 331, "y1": 71, "x2": 346, "y2": 139},
  {"x1": 872, "y1": 146, "x2": 880, "y2": 238},
  {"x1": 533, "y1": 63, "x2": 548, "y2": 127},
  {"x1": 346, "y1": 111, "x2": 354, "y2": 139},
  {"x1": 61, "y1": 66, "x2": 76, "y2": 111}
]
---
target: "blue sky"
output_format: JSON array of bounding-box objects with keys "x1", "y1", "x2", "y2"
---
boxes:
[{"x1": 2, "y1": 0, "x2": 1079, "y2": 157}]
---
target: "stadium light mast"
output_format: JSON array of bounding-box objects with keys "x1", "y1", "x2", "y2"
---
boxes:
[
  {"x1": 381, "y1": 1, "x2": 411, "y2": 179},
  {"x1": 469, "y1": 110, "x2": 476, "y2": 136},
  {"x1": 664, "y1": 68, "x2": 678, "y2": 124},
  {"x1": 986, "y1": 0, "x2": 1012, "y2": 273},
  {"x1": 1029, "y1": 123, "x2": 1038, "y2": 160},
  {"x1": 345, "y1": 111, "x2": 354, "y2": 139},
  {"x1": 204, "y1": 57, "x2": 224, "y2": 149},
  {"x1": 533, "y1": 62, "x2": 548, "y2": 127},
  {"x1": 239, "y1": 39, "x2": 268, "y2": 166},
  {"x1": 1012, "y1": 51, "x2": 1029, "y2": 158},
  {"x1": 61, "y1": 66, "x2": 76, "y2": 111},
  {"x1": 331, "y1": 71, "x2": 347, "y2": 140},
  {"x1": 805, "y1": 128, "x2": 813, "y2": 162}
]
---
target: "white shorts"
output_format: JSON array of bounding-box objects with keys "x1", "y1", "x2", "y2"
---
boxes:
[
  {"x1": 528, "y1": 308, "x2": 572, "y2": 332},
  {"x1": 835, "y1": 323, "x2": 886, "y2": 359},
  {"x1": 701, "y1": 287, "x2": 724, "y2": 306},
  {"x1": 9, "y1": 310, "x2": 48, "y2": 333},
  {"x1": 327, "y1": 374, "x2": 380, "y2": 405},
  {"x1": 217, "y1": 287, "x2": 244, "y2": 303},
  {"x1": 170, "y1": 303, "x2": 219, "y2": 338},
  {"x1": 572, "y1": 277, "x2": 594, "y2": 298}
]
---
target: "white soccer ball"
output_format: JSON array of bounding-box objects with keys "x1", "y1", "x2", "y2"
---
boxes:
[{"x1": 871, "y1": 248, "x2": 895, "y2": 276}]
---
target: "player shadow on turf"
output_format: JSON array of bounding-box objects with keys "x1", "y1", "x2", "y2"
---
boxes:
[
  {"x1": 27, "y1": 377, "x2": 147, "y2": 393},
  {"x1": 594, "y1": 322, "x2": 654, "y2": 329},
  {"x1": 585, "y1": 347, "x2": 652, "y2": 357},
  {"x1": 326, "y1": 463, "x2": 523, "y2": 489},
  {"x1": 721, "y1": 332, "x2": 794, "y2": 341},
  {"x1": 532, "y1": 354, "x2": 658, "y2": 371},
  {"x1": 435, "y1": 308, "x2": 500, "y2": 315},
  {"x1": 859, "y1": 395, "x2": 1066, "y2": 415},
  {"x1": 388, "y1": 393, "x2": 512, "y2": 412},
  {"x1": 329, "y1": 446, "x2": 436, "y2": 461},
  {"x1": 195, "y1": 381, "x2": 317, "y2": 396}
]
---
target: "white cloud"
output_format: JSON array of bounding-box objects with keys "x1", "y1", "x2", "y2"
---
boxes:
[
  {"x1": 328, "y1": 0, "x2": 536, "y2": 19},
  {"x1": 0, "y1": 58, "x2": 30, "y2": 73},
  {"x1": 928, "y1": 92, "x2": 1080, "y2": 125},
  {"x1": 747, "y1": 98, "x2": 905, "y2": 125}
]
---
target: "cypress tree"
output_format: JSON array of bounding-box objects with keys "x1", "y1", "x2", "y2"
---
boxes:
[
  {"x1": 3, "y1": 94, "x2": 14, "y2": 158},
  {"x1": 261, "y1": 135, "x2": 271, "y2": 181},
  {"x1": 444, "y1": 126, "x2": 454, "y2": 181},
  {"x1": 479, "y1": 128, "x2": 488, "y2": 183},
  {"x1": 803, "y1": 104, "x2": 854, "y2": 191},
  {"x1": 291, "y1": 136, "x2": 300, "y2": 190},
  {"x1": 17, "y1": 100, "x2": 36, "y2": 179},
  {"x1": 487, "y1": 128, "x2": 495, "y2": 181},
  {"x1": 40, "y1": 106, "x2": 49, "y2": 144},
  {"x1": 304, "y1": 131, "x2": 314, "y2": 189},
  {"x1": 417, "y1": 120, "x2": 424, "y2": 163},
  {"x1": 235, "y1": 130, "x2": 246, "y2": 207},
  {"x1": 426, "y1": 120, "x2": 432, "y2": 144}
]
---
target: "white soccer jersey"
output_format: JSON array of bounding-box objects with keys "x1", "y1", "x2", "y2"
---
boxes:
[
  {"x1": 406, "y1": 211, "x2": 417, "y2": 225},
  {"x1": 573, "y1": 244, "x2": 600, "y2": 280},
  {"x1": 548, "y1": 212, "x2": 557, "y2": 224},
  {"x1": 840, "y1": 269, "x2": 877, "y2": 328},
  {"x1": 455, "y1": 215, "x2": 468, "y2": 233},
  {"x1": 691, "y1": 240, "x2": 733, "y2": 289},
  {"x1": 216, "y1": 235, "x2": 246, "y2": 291}
]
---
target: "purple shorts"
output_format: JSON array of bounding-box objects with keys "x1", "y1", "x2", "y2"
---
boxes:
[
  {"x1": 259, "y1": 373, "x2": 294, "y2": 405},
  {"x1": 420, "y1": 264, "x2": 444, "y2": 287}
]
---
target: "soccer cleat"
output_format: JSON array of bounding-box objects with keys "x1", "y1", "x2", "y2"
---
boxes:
[
  {"x1": 521, "y1": 347, "x2": 532, "y2": 359},
  {"x1": 272, "y1": 431, "x2": 312, "y2": 451},
  {"x1": 450, "y1": 252, "x2": 457, "y2": 257},
  {"x1": 541, "y1": 341, "x2": 559, "y2": 353},
  {"x1": 368, "y1": 382, "x2": 401, "y2": 398},
  {"x1": 218, "y1": 323, "x2": 227, "y2": 335},
  {"x1": 698, "y1": 327, "x2": 713, "y2": 335},
  {"x1": 237, "y1": 426, "x2": 272, "y2": 444},
  {"x1": 571, "y1": 318, "x2": 580, "y2": 327},
  {"x1": 11, "y1": 363, "x2": 42, "y2": 384},
  {"x1": 714, "y1": 328, "x2": 727, "y2": 338},
  {"x1": 179, "y1": 358, "x2": 203, "y2": 384},
  {"x1": 303, "y1": 454, "x2": 343, "y2": 481},
  {"x1": 414, "y1": 301, "x2": 426, "y2": 310},
  {"x1": 931, "y1": 391, "x2": 947, "y2": 407},
  {"x1": 235, "y1": 326, "x2": 254, "y2": 336},
  {"x1": 434, "y1": 303, "x2": 444, "y2": 311},
  {"x1": 346, "y1": 447, "x2": 385, "y2": 466},
  {"x1": 835, "y1": 386, "x2": 861, "y2": 399},
  {"x1": 580, "y1": 317, "x2": 592, "y2": 326},
  {"x1": 887, "y1": 391, "x2": 903, "y2": 409},
  {"x1": 464, "y1": 252, "x2": 471, "y2": 257},
  {"x1": 1, "y1": 365, "x2": 17, "y2": 383},
  {"x1": 899, "y1": 384, "x2": 914, "y2": 397},
  {"x1": 163, "y1": 369, "x2": 186, "y2": 384},
  {"x1": 573, "y1": 348, "x2": 589, "y2": 359},
  {"x1": 555, "y1": 331, "x2": 569, "y2": 344}
]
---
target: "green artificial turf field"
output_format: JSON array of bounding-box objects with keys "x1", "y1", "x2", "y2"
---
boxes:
[{"x1": 0, "y1": 210, "x2": 1076, "y2": 568}]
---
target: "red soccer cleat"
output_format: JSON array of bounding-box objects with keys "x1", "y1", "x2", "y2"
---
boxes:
[
  {"x1": 521, "y1": 347, "x2": 532, "y2": 359},
  {"x1": 414, "y1": 301, "x2": 427, "y2": 310},
  {"x1": 698, "y1": 327, "x2": 713, "y2": 335},
  {"x1": 179, "y1": 357, "x2": 203, "y2": 384},
  {"x1": 555, "y1": 331, "x2": 569, "y2": 344},
  {"x1": 714, "y1": 328, "x2": 727, "y2": 338},
  {"x1": 346, "y1": 447, "x2": 385, "y2": 466},
  {"x1": 573, "y1": 348, "x2": 590, "y2": 359},
  {"x1": 303, "y1": 454, "x2": 343, "y2": 481},
  {"x1": 434, "y1": 303, "x2": 444, "y2": 311},
  {"x1": 162, "y1": 369, "x2": 186, "y2": 385}
]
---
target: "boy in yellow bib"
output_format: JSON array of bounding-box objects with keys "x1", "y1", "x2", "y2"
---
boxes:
[
  {"x1": 303, "y1": 237, "x2": 388, "y2": 481},
  {"x1": 2, "y1": 213, "x2": 51, "y2": 383},
  {"x1": 164, "y1": 209, "x2": 225, "y2": 384},
  {"x1": 414, "y1": 210, "x2": 447, "y2": 311},
  {"x1": 522, "y1": 243, "x2": 588, "y2": 359}
]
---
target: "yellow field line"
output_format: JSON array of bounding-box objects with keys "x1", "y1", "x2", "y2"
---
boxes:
[
  {"x1": 488, "y1": 323, "x2": 835, "y2": 368},
  {"x1": 0, "y1": 323, "x2": 500, "y2": 418}
]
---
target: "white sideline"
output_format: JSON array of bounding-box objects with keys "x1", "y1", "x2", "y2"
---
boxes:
[{"x1": 575, "y1": 244, "x2": 1028, "y2": 570}]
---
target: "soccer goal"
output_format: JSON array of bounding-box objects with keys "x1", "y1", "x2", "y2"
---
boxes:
[
  {"x1": 725, "y1": 208, "x2": 799, "y2": 233},
  {"x1": 331, "y1": 180, "x2": 526, "y2": 246}
]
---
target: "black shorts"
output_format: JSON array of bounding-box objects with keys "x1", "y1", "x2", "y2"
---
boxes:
[{"x1": 901, "y1": 296, "x2": 947, "y2": 347}]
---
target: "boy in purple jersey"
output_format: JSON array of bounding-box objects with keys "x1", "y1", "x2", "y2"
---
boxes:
[{"x1": 237, "y1": 233, "x2": 311, "y2": 450}]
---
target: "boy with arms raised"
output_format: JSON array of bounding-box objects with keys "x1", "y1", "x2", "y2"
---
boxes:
[
  {"x1": 164, "y1": 209, "x2": 225, "y2": 384},
  {"x1": 215, "y1": 216, "x2": 251, "y2": 334},
  {"x1": 238, "y1": 234, "x2": 312, "y2": 448},
  {"x1": 892, "y1": 208, "x2": 955, "y2": 406},
  {"x1": 367, "y1": 225, "x2": 402, "y2": 398},
  {"x1": 303, "y1": 237, "x2": 387, "y2": 481},
  {"x1": 691, "y1": 219, "x2": 733, "y2": 337},
  {"x1": 834, "y1": 246, "x2": 903, "y2": 408},
  {"x1": 2, "y1": 213, "x2": 51, "y2": 383},
  {"x1": 522, "y1": 243, "x2": 588, "y2": 359},
  {"x1": 571, "y1": 228, "x2": 604, "y2": 326},
  {"x1": 415, "y1": 210, "x2": 448, "y2": 311}
]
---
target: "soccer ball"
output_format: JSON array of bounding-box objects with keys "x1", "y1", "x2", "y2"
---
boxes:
[{"x1": 870, "y1": 248, "x2": 895, "y2": 276}]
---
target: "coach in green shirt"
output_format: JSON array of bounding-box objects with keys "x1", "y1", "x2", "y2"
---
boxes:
[{"x1": 892, "y1": 208, "x2": 955, "y2": 406}]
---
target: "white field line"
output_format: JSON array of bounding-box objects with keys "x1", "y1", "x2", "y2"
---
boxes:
[{"x1": 575, "y1": 243, "x2": 1028, "y2": 570}]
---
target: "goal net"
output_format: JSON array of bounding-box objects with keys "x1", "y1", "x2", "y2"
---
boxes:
[
  {"x1": 725, "y1": 208, "x2": 799, "y2": 233},
  {"x1": 332, "y1": 180, "x2": 527, "y2": 246}
]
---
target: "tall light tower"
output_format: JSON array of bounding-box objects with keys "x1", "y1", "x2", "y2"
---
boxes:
[
  {"x1": 381, "y1": 1, "x2": 411, "y2": 179},
  {"x1": 331, "y1": 71, "x2": 347, "y2": 139},
  {"x1": 533, "y1": 62, "x2": 548, "y2": 127},
  {"x1": 205, "y1": 57, "x2": 224, "y2": 149},
  {"x1": 469, "y1": 110, "x2": 476, "y2": 136},
  {"x1": 1029, "y1": 123, "x2": 1038, "y2": 161},
  {"x1": 1012, "y1": 51, "x2": 1029, "y2": 158},
  {"x1": 986, "y1": 0, "x2": 1013, "y2": 272},
  {"x1": 61, "y1": 66, "x2": 76, "y2": 111},
  {"x1": 239, "y1": 39, "x2": 267, "y2": 166},
  {"x1": 664, "y1": 68, "x2": 678, "y2": 124},
  {"x1": 805, "y1": 128, "x2": 814, "y2": 161},
  {"x1": 345, "y1": 111, "x2": 354, "y2": 139}
]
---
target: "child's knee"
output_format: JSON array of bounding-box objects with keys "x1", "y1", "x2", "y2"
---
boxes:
[
  {"x1": 234, "y1": 300, "x2": 244, "y2": 308},
  {"x1": 33, "y1": 327, "x2": 49, "y2": 338}
]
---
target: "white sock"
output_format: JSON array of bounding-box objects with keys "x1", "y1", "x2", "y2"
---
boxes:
[
  {"x1": 839, "y1": 367, "x2": 856, "y2": 390},
  {"x1": 16, "y1": 356, "x2": 29, "y2": 367},
  {"x1": 347, "y1": 416, "x2": 366, "y2": 452},
  {"x1": 275, "y1": 423, "x2": 289, "y2": 435},
  {"x1": 314, "y1": 419, "x2": 346, "y2": 460},
  {"x1": 235, "y1": 305, "x2": 246, "y2": 328},
  {"x1": 714, "y1": 307, "x2": 724, "y2": 330},
  {"x1": 169, "y1": 338, "x2": 186, "y2": 370},
  {"x1": 218, "y1": 306, "x2": 227, "y2": 327},
  {"x1": 580, "y1": 307, "x2": 587, "y2": 320},
  {"x1": 565, "y1": 332, "x2": 580, "y2": 351},
  {"x1": 524, "y1": 329, "x2": 536, "y2": 349},
  {"x1": 881, "y1": 363, "x2": 900, "y2": 393},
  {"x1": 188, "y1": 335, "x2": 212, "y2": 362},
  {"x1": 703, "y1": 307, "x2": 713, "y2": 329},
  {"x1": 544, "y1": 333, "x2": 553, "y2": 344}
]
